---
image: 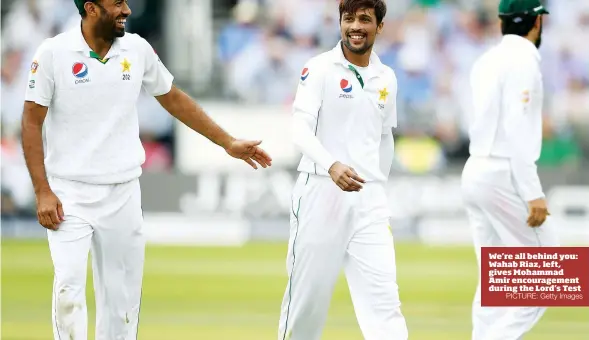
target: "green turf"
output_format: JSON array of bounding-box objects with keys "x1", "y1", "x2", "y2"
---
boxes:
[{"x1": 2, "y1": 240, "x2": 587, "y2": 339}]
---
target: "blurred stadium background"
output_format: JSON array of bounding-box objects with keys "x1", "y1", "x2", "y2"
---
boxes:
[{"x1": 1, "y1": 0, "x2": 588, "y2": 339}]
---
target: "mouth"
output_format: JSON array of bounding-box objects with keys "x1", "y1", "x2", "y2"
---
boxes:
[
  {"x1": 347, "y1": 33, "x2": 366, "y2": 44},
  {"x1": 116, "y1": 18, "x2": 127, "y2": 29}
]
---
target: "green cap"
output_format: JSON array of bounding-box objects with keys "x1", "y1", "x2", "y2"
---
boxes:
[{"x1": 498, "y1": 0, "x2": 549, "y2": 16}]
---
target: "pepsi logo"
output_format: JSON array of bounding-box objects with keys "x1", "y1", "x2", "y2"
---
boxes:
[
  {"x1": 301, "y1": 67, "x2": 309, "y2": 81},
  {"x1": 72, "y1": 62, "x2": 89, "y2": 79},
  {"x1": 340, "y1": 79, "x2": 352, "y2": 93}
]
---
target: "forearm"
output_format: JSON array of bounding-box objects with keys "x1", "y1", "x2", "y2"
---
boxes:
[
  {"x1": 163, "y1": 88, "x2": 234, "y2": 149},
  {"x1": 292, "y1": 110, "x2": 337, "y2": 171},
  {"x1": 509, "y1": 126, "x2": 544, "y2": 201},
  {"x1": 507, "y1": 112, "x2": 544, "y2": 202},
  {"x1": 510, "y1": 159, "x2": 544, "y2": 201},
  {"x1": 21, "y1": 116, "x2": 50, "y2": 194}
]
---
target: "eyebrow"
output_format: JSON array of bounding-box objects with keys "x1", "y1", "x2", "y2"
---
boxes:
[{"x1": 343, "y1": 12, "x2": 373, "y2": 19}]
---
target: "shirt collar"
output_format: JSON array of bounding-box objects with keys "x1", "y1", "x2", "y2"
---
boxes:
[
  {"x1": 330, "y1": 40, "x2": 385, "y2": 79},
  {"x1": 67, "y1": 23, "x2": 129, "y2": 58},
  {"x1": 501, "y1": 34, "x2": 541, "y2": 61}
]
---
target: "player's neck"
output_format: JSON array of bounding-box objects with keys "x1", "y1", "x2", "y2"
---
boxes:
[
  {"x1": 341, "y1": 44, "x2": 371, "y2": 67},
  {"x1": 81, "y1": 20, "x2": 114, "y2": 59}
]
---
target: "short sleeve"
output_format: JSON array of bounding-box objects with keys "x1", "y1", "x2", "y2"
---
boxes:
[
  {"x1": 25, "y1": 40, "x2": 54, "y2": 107},
  {"x1": 383, "y1": 71, "x2": 398, "y2": 129},
  {"x1": 292, "y1": 59, "x2": 324, "y2": 118},
  {"x1": 141, "y1": 38, "x2": 174, "y2": 97}
]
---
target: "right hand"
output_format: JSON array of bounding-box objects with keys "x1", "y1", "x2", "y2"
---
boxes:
[
  {"x1": 328, "y1": 161, "x2": 366, "y2": 192},
  {"x1": 527, "y1": 198, "x2": 549, "y2": 228},
  {"x1": 36, "y1": 189, "x2": 64, "y2": 230}
]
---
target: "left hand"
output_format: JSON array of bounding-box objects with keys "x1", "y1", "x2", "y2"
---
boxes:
[
  {"x1": 225, "y1": 139, "x2": 272, "y2": 169},
  {"x1": 527, "y1": 198, "x2": 550, "y2": 227}
]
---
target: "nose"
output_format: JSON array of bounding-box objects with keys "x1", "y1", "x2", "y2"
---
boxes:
[
  {"x1": 122, "y1": 2, "x2": 132, "y2": 16},
  {"x1": 350, "y1": 19, "x2": 362, "y2": 31}
]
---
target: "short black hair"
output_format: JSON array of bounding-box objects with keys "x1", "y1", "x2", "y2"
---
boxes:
[
  {"x1": 339, "y1": 0, "x2": 387, "y2": 25},
  {"x1": 499, "y1": 14, "x2": 538, "y2": 36}
]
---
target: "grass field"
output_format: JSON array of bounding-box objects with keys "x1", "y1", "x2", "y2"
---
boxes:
[{"x1": 2, "y1": 240, "x2": 588, "y2": 339}]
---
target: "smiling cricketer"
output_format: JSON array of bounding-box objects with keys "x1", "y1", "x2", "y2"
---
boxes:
[
  {"x1": 276, "y1": 1, "x2": 408, "y2": 339},
  {"x1": 21, "y1": 1, "x2": 272, "y2": 339}
]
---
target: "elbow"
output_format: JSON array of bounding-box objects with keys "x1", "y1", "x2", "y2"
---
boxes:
[
  {"x1": 21, "y1": 102, "x2": 48, "y2": 133},
  {"x1": 21, "y1": 111, "x2": 39, "y2": 132}
]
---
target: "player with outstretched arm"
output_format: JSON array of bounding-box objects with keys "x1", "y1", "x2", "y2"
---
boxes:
[
  {"x1": 462, "y1": 0, "x2": 559, "y2": 339},
  {"x1": 21, "y1": 1, "x2": 272, "y2": 339},
  {"x1": 276, "y1": 1, "x2": 408, "y2": 339}
]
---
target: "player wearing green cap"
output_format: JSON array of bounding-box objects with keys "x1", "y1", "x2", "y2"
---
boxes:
[
  {"x1": 462, "y1": 0, "x2": 557, "y2": 339},
  {"x1": 21, "y1": 1, "x2": 272, "y2": 339}
]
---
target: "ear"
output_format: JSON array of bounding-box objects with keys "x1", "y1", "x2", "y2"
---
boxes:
[
  {"x1": 376, "y1": 21, "x2": 384, "y2": 35},
  {"x1": 84, "y1": 1, "x2": 99, "y2": 17}
]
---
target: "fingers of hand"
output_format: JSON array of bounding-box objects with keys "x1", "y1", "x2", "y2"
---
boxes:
[
  {"x1": 49, "y1": 209, "x2": 61, "y2": 225},
  {"x1": 57, "y1": 203, "x2": 65, "y2": 221},
  {"x1": 345, "y1": 168, "x2": 365, "y2": 183},
  {"x1": 528, "y1": 207, "x2": 547, "y2": 227},
  {"x1": 338, "y1": 180, "x2": 355, "y2": 192},
  {"x1": 344, "y1": 177, "x2": 362, "y2": 191},
  {"x1": 337, "y1": 175, "x2": 361, "y2": 192},
  {"x1": 254, "y1": 148, "x2": 273, "y2": 165},
  {"x1": 252, "y1": 154, "x2": 269, "y2": 168},
  {"x1": 38, "y1": 210, "x2": 57, "y2": 230},
  {"x1": 244, "y1": 158, "x2": 258, "y2": 169}
]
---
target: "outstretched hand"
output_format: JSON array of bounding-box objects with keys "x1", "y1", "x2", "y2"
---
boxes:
[{"x1": 225, "y1": 139, "x2": 272, "y2": 169}]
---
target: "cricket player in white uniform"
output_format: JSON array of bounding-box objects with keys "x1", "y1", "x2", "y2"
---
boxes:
[
  {"x1": 277, "y1": 1, "x2": 408, "y2": 339},
  {"x1": 462, "y1": 1, "x2": 559, "y2": 339},
  {"x1": 21, "y1": 1, "x2": 272, "y2": 339}
]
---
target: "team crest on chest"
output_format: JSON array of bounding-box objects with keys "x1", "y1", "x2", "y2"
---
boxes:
[
  {"x1": 378, "y1": 87, "x2": 389, "y2": 109},
  {"x1": 121, "y1": 58, "x2": 132, "y2": 81},
  {"x1": 378, "y1": 87, "x2": 389, "y2": 102}
]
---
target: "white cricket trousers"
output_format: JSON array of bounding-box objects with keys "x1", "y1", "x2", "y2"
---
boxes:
[
  {"x1": 277, "y1": 173, "x2": 408, "y2": 340},
  {"x1": 47, "y1": 176, "x2": 145, "y2": 340},
  {"x1": 461, "y1": 157, "x2": 559, "y2": 340}
]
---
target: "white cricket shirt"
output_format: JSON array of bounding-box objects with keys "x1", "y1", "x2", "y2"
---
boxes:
[
  {"x1": 25, "y1": 25, "x2": 174, "y2": 185},
  {"x1": 291, "y1": 41, "x2": 398, "y2": 182},
  {"x1": 468, "y1": 35, "x2": 544, "y2": 201}
]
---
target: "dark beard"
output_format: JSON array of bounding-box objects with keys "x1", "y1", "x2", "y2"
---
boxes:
[
  {"x1": 535, "y1": 28, "x2": 542, "y2": 48},
  {"x1": 535, "y1": 20, "x2": 543, "y2": 48},
  {"x1": 342, "y1": 37, "x2": 372, "y2": 55},
  {"x1": 95, "y1": 13, "x2": 125, "y2": 41}
]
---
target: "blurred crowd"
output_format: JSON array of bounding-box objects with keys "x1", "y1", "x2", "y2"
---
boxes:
[
  {"x1": 219, "y1": 0, "x2": 589, "y2": 173},
  {"x1": 2, "y1": 0, "x2": 589, "y2": 216}
]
